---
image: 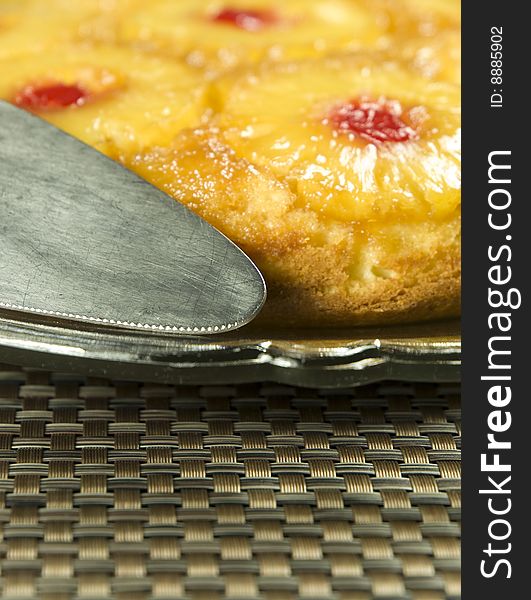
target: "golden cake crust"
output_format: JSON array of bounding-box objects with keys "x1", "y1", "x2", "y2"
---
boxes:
[{"x1": 258, "y1": 224, "x2": 460, "y2": 327}]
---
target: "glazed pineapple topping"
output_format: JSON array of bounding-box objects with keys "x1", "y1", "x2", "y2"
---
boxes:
[
  {"x1": 329, "y1": 99, "x2": 418, "y2": 144},
  {"x1": 214, "y1": 57, "x2": 461, "y2": 223},
  {"x1": 14, "y1": 82, "x2": 88, "y2": 111},
  {"x1": 211, "y1": 8, "x2": 278, "y2": 31}
]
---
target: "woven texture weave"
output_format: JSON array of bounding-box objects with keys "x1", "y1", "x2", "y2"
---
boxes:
[{"x1": 0, "y1": 365, "x2": 461, "y2": 600}]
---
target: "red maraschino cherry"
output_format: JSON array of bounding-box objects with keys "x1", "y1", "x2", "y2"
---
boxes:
[
  {"x1": 14, "y1": 83, "x2": 88, "y2": 111},
  {"x1": 329, "y1": 99, "x2": 418, "y2": 144},
  {"x1": 211, "y1": 8, "x2": 277, "y2": 31}
]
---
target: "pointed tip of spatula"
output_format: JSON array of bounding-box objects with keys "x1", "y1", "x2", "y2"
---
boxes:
[{"x1": 0, "y1": 100, "x2": 266, "y2": 334}]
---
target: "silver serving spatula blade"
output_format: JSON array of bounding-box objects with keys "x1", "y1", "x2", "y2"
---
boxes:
[{"x1": 0, "y1": 101, "x2": 266, "y2": 334}]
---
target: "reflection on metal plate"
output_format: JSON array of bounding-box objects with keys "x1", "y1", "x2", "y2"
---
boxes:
[{"x1": 0, "y1": 310, "x2": 460, "y2": 387}]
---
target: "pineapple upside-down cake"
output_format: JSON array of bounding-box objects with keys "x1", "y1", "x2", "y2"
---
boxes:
[{"x1": 0, "y1": 0, "x2": 461, "y2": 327}]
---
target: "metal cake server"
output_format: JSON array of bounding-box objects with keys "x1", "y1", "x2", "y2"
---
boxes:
[{"x1": 0, "y1": 101, "x2": 265, "y2": 334}]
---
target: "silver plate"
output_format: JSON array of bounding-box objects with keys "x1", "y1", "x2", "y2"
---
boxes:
[{"x1": 0, "y1": 309, "x2": 460, "y2": 387}]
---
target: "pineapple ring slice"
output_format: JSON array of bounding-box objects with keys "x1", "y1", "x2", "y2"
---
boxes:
[
  {"x1": 116, "y1": 0, "x2": 393, "y2": 72},
  {"x1": 213, "y1": 56, "x2": 461, "y2": 223},
  {"x1": 0, "y1": 44, "x2": 208, "y2": 158}
]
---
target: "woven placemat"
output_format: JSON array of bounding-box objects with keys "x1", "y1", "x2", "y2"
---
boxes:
[{"x1": 0, "y1": 365, "x2": 461, "y2": 600}]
